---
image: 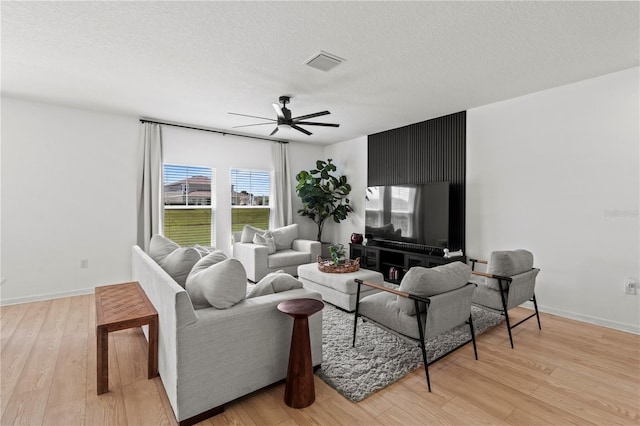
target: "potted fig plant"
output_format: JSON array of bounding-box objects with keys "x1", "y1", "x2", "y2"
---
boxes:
[{"x1": 295, "y1": 159, "x2": 353, "y2": 243}]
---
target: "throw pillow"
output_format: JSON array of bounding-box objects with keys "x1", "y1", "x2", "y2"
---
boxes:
[
  {"x1": 186, "y1": 258, "x2": 247, "y2": 309},
  {"x1": 271, "y1": 223, "x2": 299, "y2": 251},
  {"x1": 253, "y1": 231, "x2": 276, "y2": 254},
  {"x1": 487, "y1": 250, "x2": 533, "y2": 276},
  {"x1": 148, "y1": 234, "x2": 180, "y2": 262},
  {"x1": 148, "y1": 234, "x2": 202, "y2": 288},
  {"x1": 247, "y1": 272, "x2": 303, "y2": 298},
  {"x1": 192, "y1": 244, "x2": 216, "y2": 257},
  {"x1": 240, "y1": 225, "x2": 265, "y2": 243},
  {"x1": 188, "y1": 250, "x2": 228, "y2": 278},
  {"x1": 396, "y1": 261, "x2": 471, "y2": 315}
]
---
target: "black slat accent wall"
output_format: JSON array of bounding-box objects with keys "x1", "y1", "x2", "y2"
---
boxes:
[{"x1": 368, "y1": 111, "x2": 466, "y2": 251}]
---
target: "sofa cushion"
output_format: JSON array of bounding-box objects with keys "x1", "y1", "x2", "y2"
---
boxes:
[
  {"x1": 247, "y1": 272, "x2": 303, "y2": 298},
  {"x1": 149, "y1": 234, "x2": 202, "y2": 288},
  {"x1": 189, "y1": 250, "x2": 228, "y2": 277},
  {"x1": 253, "y1": 231, "x2": 276, "y2": 254},
  {"x1": 360, "y1": 291, "x2": 421, "y2": 339},
  {"x1": 487, "y1": 250, "x2": 534, "y2": 277},
  {"x1": 192, "y1": 244, "x2": 216, "y2": 257},
  {"x1": 271, "y1": 224, "x2": 299, "y2": 251},
  {"x1": 149, "y1": 234, "x2": 180, "y2": 260},
  {"x1": 240, "y1": 225, "x2": 266, "y2": 243},
  {"x1": 186, "y1": 258, "x2": 247, "y2": 309},
  {"x1": 397, "y1": 262, "x2": 471, "y2": 315},
  {"x1": 268, "y1": 249, "x2": 312, "y2": 269},
  {"x1": 240, "y1": 225, "x2": 265, "y2": 243}
]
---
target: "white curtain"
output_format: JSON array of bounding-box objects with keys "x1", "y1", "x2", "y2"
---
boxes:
[
  {"x1": 271, "y1": 142, "x2": 292, "y2": 228},
  {"x1": 136, "y1": 122, "x2": 164, "y2": 251}
]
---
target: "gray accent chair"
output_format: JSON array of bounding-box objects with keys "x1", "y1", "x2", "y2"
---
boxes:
[
  {"x1": 353, "y1": 261, "x2": 477, "y2": 392},
  {"x1": 469, "y1": 249, "x2": 541, "y2": 348}
]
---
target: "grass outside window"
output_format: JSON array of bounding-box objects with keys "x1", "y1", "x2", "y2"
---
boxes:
[{"x1": 164, "y1": 209, "x2": 212, "y2": 246}]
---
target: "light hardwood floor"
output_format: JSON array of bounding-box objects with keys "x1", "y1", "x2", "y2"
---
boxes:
[{"x1": 1, "y1": 294, "x2": 639, "y2": 425}]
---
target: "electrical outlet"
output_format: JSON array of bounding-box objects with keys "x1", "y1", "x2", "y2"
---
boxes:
[
  {"x1": 625, "y1": 278, "x2": 637, "y2": 295},
  {"x1": 80, "y1": 259, "x2": 89, "y2": 269}
]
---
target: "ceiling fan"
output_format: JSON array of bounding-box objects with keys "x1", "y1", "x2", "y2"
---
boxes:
[{"x1": 229, "y1": 96, "x2": 339, "y2": 136}]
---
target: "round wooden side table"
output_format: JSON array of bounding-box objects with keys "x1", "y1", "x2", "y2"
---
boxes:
[{"x1": 277, "y1": 298, "x2": 324, "y2": 409}]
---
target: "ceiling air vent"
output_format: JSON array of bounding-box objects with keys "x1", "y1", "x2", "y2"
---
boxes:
[{"x1": 305, "y1": 51, "x2": 345, "y2": 72}]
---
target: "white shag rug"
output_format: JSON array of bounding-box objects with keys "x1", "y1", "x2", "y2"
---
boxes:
[{"x1": 316, "y1": 304, "x2": 503, "y2": 402}]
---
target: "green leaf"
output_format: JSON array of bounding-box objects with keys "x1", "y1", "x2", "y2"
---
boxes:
[{"x1": 295, "y1": 158, "x2": 353, "y2": 241}]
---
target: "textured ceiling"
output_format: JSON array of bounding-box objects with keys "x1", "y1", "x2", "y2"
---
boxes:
[{"x1": 2, "y1": 1, "x2": 638, "y2": 145}]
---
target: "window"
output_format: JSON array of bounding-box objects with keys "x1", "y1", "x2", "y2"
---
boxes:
[
  {"x1": 230, "y1": 169, "x2": 270, "y2": 232},
  {"x1": 163, "y1": 164, "x2": 215, "y2": 246}
]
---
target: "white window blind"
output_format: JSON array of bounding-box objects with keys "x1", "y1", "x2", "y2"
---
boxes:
[
  {"x1": 163, "y1": 164, "x2": 216, "y2": 246},
  {"x1": 231, "y1": 169, "x2": 271, "y2": 232}
]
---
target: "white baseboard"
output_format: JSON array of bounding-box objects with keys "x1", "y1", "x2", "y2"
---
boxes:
[
  {"x1": 0, "y1": 287, "x2": 95, "y2": 306},
  {"x1": 522, "y1": 301, "x2": 640, "y2": 335}
]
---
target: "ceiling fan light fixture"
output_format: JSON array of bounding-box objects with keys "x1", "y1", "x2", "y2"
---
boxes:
[
  {"x1": 305, "y1": 50, "x2": 345, "y2": 72},
  {"x1": 230, "y1": 96, "x2": 338, "y2": 137}
]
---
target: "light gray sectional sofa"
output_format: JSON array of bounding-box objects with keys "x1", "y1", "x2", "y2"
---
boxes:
[{"x1": 131, "y1": 245, "x2": 323, "y2": 425}]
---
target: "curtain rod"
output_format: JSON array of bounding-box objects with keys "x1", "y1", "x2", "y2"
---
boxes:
[{"x1": 139, "y1": 118, "x2": 289, "y2": 144}]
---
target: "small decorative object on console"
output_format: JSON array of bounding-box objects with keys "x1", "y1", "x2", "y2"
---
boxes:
[
  {"x1": 388, "y1": 266, "x2": 401, "y2": 281},
  {"x1": 350, "y1": 233, "x2": 364, "y2": 244},
  {"x1": 443, "y1": 249, "x2": 464, "y2": 258}
]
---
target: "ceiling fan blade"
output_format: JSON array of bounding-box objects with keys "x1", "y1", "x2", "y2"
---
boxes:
[
  {"x1": 228, "y1": 112, "x2": 276, "y2": 121},
  {"x1": 232, "y1": 122, "x2": 275, "y2": 129},
  {"x1": 272, "y1": 103, "x2": 285, "y2": 119},
  {"x1": 292, "y1": 111, "x2": 330, "y2": 121},
  {"x1": 269, "y1": 127, "x2": 279, "y2": 136},
  {"x1": 295, "y1": 121, "x2": 340, "y2": 127},
  {"x1": 291, "y1": 124, "x2": 312, "y2": 136}
]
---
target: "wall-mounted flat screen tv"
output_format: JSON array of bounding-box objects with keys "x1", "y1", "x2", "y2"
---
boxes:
[{"x1": 365, "y1": 182, "x2": 450, "y2": 248}]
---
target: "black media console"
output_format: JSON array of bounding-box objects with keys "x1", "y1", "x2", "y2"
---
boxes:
[{"x1": 349, "y1": 241, "x2": 465, "y2": 285}]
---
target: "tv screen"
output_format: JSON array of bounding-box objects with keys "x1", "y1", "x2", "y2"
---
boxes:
[{"x1": 365, "y1": 182, "x2": 450, "y2": 248}]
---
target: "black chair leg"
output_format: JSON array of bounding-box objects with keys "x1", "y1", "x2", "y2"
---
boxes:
[
  {"x1": 532, "y1": 293, "x2": 542, "y2": 330},
  {"x1": 415, "y1": 301, "x2": 431, "y2": 392},
  {"x1": 352, "y1": 315, "x2": 358, "y2": 347},
  {"x1": 418, "y1": 335, "x2": 431, "y2": 392},
  {"x1": 352, "y1": 280, "x2": 362, "y2": 347},
  {"x1": 468, "y1": 314, "x2": 478, "y2": 360},
  {"x1": 504, "y1": 310, "x2": 514, "y2": 349},
  {"x1": 423, "y1": 348, "x2": 431, "y2": 393},
  {"x1": 498, "y1": 279, "x2": 515, "y2": 349}
]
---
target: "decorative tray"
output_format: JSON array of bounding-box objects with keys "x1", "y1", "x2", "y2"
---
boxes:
[{"x1": 317, "y1": 256, "x2": 360, "y2": 273}]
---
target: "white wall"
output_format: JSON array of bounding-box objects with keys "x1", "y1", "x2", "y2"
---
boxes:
[
  {"x1": 467, "y1": 67, "x2": 640, "y2": 333},
  {"x1": 323, "y1": 136, "x2": 368, "y2": 247},
  {"x1": 4, "y1": 67, "x2": 638, "y2": 335},
  {"x1": 0, "y1": 98, "x2": 323, "y2": 304},
  {"x1": 288, "y1": 142, "x2": 326, "y2": 240},
  {"x1": 162, "y1": 126, "x2": 324, "y2": 254},
  {"x1": 1, "y1": 97, "x2": 139, "y2": 304}
]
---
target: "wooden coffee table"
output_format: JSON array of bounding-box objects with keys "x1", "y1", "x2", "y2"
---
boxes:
[
  {"x1": 277, "y1": 298, "x2": 324, "y2": 408},
  {"x1": 95, "y1": 281, "x2": 158, "y2": 395}
]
